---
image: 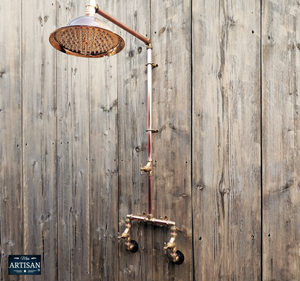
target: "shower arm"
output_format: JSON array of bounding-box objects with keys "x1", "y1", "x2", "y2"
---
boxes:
[{"x1": 95, "y1": 6, "x2": 152, "y2": 47}]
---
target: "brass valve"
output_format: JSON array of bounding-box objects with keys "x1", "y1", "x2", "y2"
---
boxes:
[
  {"x1": 118, "y1": 219, "x2": 131, "y2": 241},
  {"x1": 164, "y1": 226, "x2": 177, "y2": 252},
  {"x1": 118, "y1": 219, "x2": 139, "y2": 253},
  {"x1": 164, "y1": 225, "x2": 184, "y2": 264}
]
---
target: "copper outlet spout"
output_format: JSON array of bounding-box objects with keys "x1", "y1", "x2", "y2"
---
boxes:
[{"x1": 141, "y1": 159, "x2": 152, "y2": 175}]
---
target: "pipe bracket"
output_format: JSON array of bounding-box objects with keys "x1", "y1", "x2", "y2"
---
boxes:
[{"x1": 146, "y1": 62, "x2": 158, "y2": 69}]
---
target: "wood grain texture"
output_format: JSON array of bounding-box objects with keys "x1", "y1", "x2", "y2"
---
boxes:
[
  {"x1": 22, "y1": 0, "x2": 57, "y2": 280},
  {"x1": 263, "y1": 1, "x2": 300, "y2": 280},
  {"x1": 56, "y1": 2, "x2": 74, "y2": 280},
  {"x1": 4, "y1": 0, "x2": 300, "y2": 280},
  {"x1": 116, "y1": 0, "x2": 151, "y2": 280},
  {"x1": 89, "y1": 1, "x2": 119, "y2": 280},
  {"x1": 56, "y1": 1, "x2": 90, "y2": 280},
  {"x1": 0, "y1": 0, "x2": 23, "y2": 280},
  {"x1": 151, "y1": 0, "x2": 193, "y2": 280},
  {"x1": 192, "y1": 0, "x2": 261, "y2": 280},
  {"x1": 70, "y1": 46, "x2": 90, "y2": 281}
]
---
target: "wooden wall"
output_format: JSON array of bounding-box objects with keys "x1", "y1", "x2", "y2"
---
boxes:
[{"x1": 0, "y1": 0, "x2": 300, "y2": 280}]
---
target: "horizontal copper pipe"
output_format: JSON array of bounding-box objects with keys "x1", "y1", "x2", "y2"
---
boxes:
[
  {"x1": 128, "y1": 215, "x2": 176, "y2": 226},
  {"x1": 96, "y1": 8, "x2": 150, "y2": 45}
]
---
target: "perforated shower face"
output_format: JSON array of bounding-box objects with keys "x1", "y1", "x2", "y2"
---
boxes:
[{"x1": 49, "y1": 16, "x2": 125, "y2": 58}]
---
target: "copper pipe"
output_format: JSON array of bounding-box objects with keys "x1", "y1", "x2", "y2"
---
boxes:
[
  {"x1": 96, "y1": 8, "x2": 150, "y2": 45},
  {"x1": 152, "y1": 218, "x2": 175, "y2": 226},
  {"x1": 147, "y1": 48, "x2": 153, "y2": 160},
  {"x1": 129, "y1": 215, "x2": 146, "y2": 221},
  {"x1": 148, "y1": 176, "x2": 152, "y2": 214},
  {"x1": 147, "y1": 47, "x2": 153, "y2": 215},
  {"x1": 128, "y1": 215, "x2": 176, "y2": 226}
]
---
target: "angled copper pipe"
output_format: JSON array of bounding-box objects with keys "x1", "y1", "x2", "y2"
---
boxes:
[{"x1": 96, "y1": 7, "x2": 150, "y2": 45}]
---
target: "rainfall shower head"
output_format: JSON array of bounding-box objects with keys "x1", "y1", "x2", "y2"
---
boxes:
[{"x1": 49, "y1": 16, "x2": 125, "y2": 58}]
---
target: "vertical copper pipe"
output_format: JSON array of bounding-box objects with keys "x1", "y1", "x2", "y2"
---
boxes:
[
  {"x1": 147, "y1": 47, "x2": 153, "y2": 215},
  {"x1": 147, "y1": 48, "x2": 152, "y2": 160},
  {"x1": 148, "y1": 176, "x2": 153, "y2": 215}
]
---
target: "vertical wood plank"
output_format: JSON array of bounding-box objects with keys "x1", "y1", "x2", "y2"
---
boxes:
[
  {"x1": 192, "y1": 0, "x2": 261, "y2": 280},
  {"x1": 0, "y1": 0, "x2": 23, "y2": 279},
  {"x1": 151, "y1": 0, "x2": 193, "y2": 280},
  {"x1": 56, "y1": 2, "x2": 73, "y2": 279},
  {"x1": 56, "y1": 1, "x2": 90, "y2": 280},
  {"x1": 70, "y1": 45, "x2": 90, "y2": 281},
  {"x1": 70, "y1": 59, "x2": 90, "y2": 281},
  {"x1": 117, "y1": 0, "x2": 151, "y2": 280},
  {"x1": 21, "y1": 0, "x2": 57, "y2": 280},
  {"x1": 68, "y1": 7, "x2": 90, "y2": 281},
  {"x1": 89, "y1": 1, "x2": 119, "y2": 280},
  {"x1": 263, "y1": 1, "x2": 300, "y2": 280}
]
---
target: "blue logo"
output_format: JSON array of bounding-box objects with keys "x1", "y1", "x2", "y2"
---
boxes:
[{"x1": 8, "y1": 255, "x2": 41, "y2": 275}]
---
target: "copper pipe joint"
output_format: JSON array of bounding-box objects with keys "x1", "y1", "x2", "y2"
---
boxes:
[{"x1": 85, "y1": 0, "x2": 96, "y2": 16}]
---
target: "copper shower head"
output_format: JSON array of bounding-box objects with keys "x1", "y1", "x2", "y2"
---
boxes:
[{"x1": 49, "y1": 16, "x2": 125, "y2": 58}]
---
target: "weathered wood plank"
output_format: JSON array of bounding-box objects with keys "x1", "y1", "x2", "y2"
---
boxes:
[
  {"x1": 89, "y1": 1, "x2": 119, "y2": 280},
  {"x1": 56, "y1": 1, "x2": 90, "y2": 280},
  {"x1": 22, "y1": 0, "x2": 58, "y2": 280},
  {"x1": 67, "y1": 4, "x2": 90, "y2": 281},
  {"x1": 116, "y1": 0, "x2": 151, "y2": 280},
  {"x1": 151, "y1": 0, "x2": 193, "y2": 280},
  {"x1": 0, "y1": 0, "x2": 23, "y2": 280},
  {"x1": 263, "y1": 1, "x2": 300, "y2": 280},
  {"x1": 69, "y1": 60, "x2": 90, "y2": 281},
  {"x1": 192, "y1": 0, "x2": 261, "y2": 280},
  {"x1": 56, "y1": 2, "x2": 73, "y2": 280},
  {"x1": 70, "y1": 46, "x2": 90, "y2": 280}
]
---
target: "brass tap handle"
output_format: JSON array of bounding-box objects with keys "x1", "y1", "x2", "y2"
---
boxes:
[
  {"x1": 118, "y1": 231, "x2": 129, "y2": 240},
  {"x1": 164, "y1": 241, "x2": 175, "y2": 250}
]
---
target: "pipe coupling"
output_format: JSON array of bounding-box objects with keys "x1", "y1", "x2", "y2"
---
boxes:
[{"x1": 85, "y1": 0, "x2": 97, "y2": 16}]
